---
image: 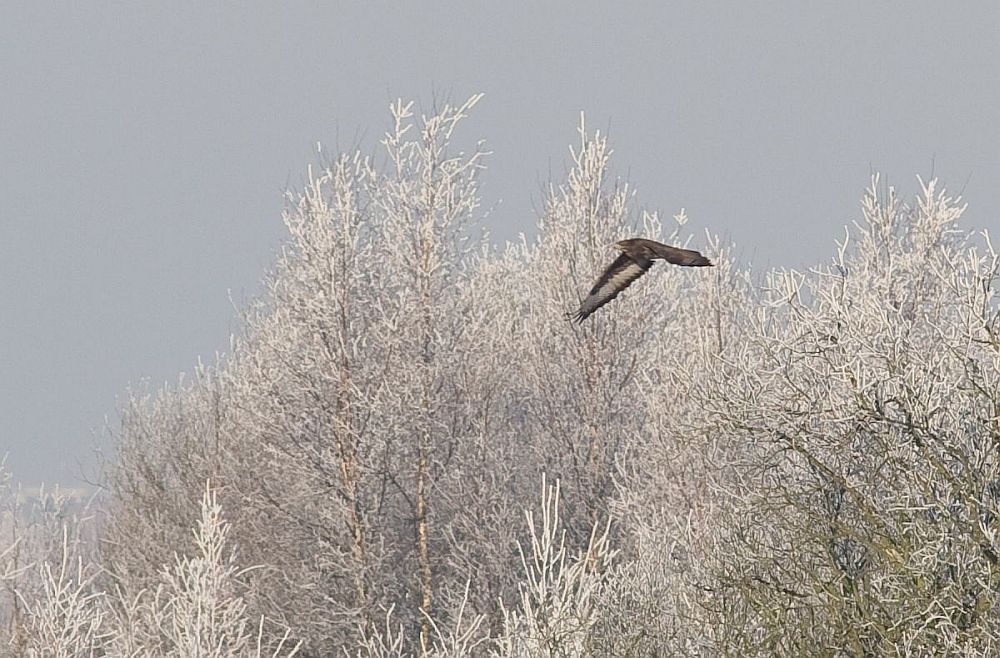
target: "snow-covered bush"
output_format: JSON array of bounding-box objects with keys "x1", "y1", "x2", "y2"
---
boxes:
[
  {"x1": 493, "y1": 477, "x2": 614, "y2": 658},
  {"x1": 9, "y1": 481, "x2": 300, "y2": 657}
]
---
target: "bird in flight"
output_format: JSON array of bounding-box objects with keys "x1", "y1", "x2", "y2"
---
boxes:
[{"x1": 571, "y1": 238, "x2": 713, "y2": 322}]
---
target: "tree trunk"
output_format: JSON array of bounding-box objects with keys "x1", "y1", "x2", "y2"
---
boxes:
[{"x1": 415, "y1": 440, "x2": 432, "y2": 651}]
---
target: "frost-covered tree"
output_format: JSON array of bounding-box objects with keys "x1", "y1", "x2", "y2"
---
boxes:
[
  {"x1": 106, "y1": 485, "x2": 301, "y2": 658},
  {"x1": 94, "y1": 92, "x2": 1000, "y2": 657},
  {"x1": 492, "y1": 476, "x2": 614, "y2": 658},
  {"x1": 501, "y1": 117, "x2": 721, "y2": 546},
  {"x1": 0, "y1": 460, "x2": 100, "y2": 658},
  {"x1": 617, "y1": 177, "x2": 1000, "y2": 656},
  {"x1": 103, "y1": 364, "x2": 232, "y2": 598},
  {"x1": 106, "y1": 94, "x2": 526, "y2": 654},
  {"x1": 100, "y1": 99, "x2": 726, "y2": 654},
  {"x1": 0, "y1": 471, "x2": 300, "y2": 657}
]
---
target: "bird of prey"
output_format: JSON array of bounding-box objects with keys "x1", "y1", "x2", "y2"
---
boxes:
[{"x1": 571, "y1": 238, "x2": 713, "y2": 322}]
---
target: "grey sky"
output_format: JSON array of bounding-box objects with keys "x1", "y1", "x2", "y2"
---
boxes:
[{"x1": 2, "y1": 2, "x2": 999, "y2": 485}]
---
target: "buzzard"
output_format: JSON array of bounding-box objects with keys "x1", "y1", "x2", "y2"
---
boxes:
[{"x1": 571, "y1": 238, "x2": 712, "y2": 322}]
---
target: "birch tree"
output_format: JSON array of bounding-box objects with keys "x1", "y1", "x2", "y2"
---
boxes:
[{"x1": 115, "y1": 95, "x2": 510, "y2": 653}]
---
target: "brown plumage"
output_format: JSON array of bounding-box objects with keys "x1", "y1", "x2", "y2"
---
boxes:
[{"x1": 571, "y1": 238, "x2": 713, "y2": 323}]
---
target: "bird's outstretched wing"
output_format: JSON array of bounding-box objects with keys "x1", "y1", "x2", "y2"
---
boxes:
[
  {"x1": 571, "y1": 253, "x2": 652, "y2": 323},
  {"x1": 644, "y1": 240, "x2": 713, "y2": 267}
]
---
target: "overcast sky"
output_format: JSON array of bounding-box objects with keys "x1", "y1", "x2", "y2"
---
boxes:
[{"x1": 2, "y1": 2, "x2": 999, "y2": 486}]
